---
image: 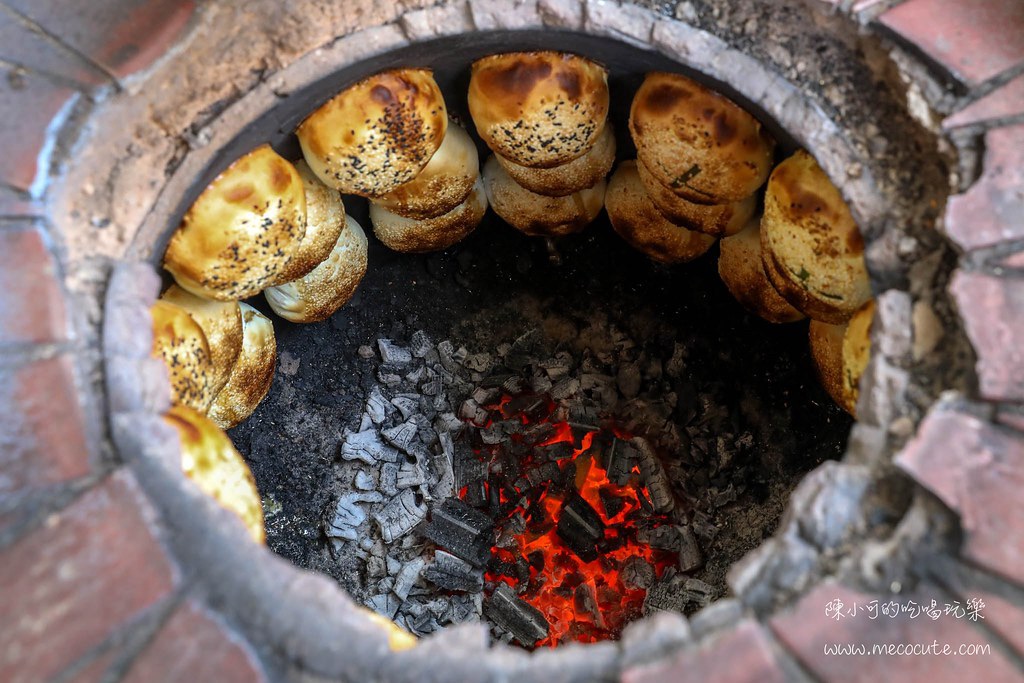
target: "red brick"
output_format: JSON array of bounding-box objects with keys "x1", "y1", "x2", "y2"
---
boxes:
[
  {"x1": 0, "y1": 355, "x2": 91, "y2": 499},
  {"x1": 949, "y1": 271, "x2": 1024, "y2": 402},
  {"x1": 4, "y1": 0, "x2": 196, "y2": 80},
  {"x1": 878, "y1": 0, "x2": 1024, "y2": 86},
  {"x1": 939, "y1": 566, "x2": 1024, "y2": 658},
  {"x1": 0, "y1": 472, "x2": 177, "y2": 683},
  {"x1": 996, "y1": 406, "x2": 1024, "y2": 434},
  {"x1": 123, "y1": 600, "x2": 265, "y2": 683},
  {"x1": 771, "y1": 582, "x2": 1023, "y2": 682},
  {"x1": 622, "y1": 620, "x2": 786, "y2": 683},
  {"x1": 0, "y1": 68, "x2": 75, "y2": 192},
  {"x1": 896, "y1": 408, "x2": 1024, "y2": 587},
  {"x1": 945, "y1": 73, "x2": 1024, "y2": 129},
  {"x1": 945, "y1": 124, "x2": 1024, "y2": 252},
  {"x1": 0, "y1": 223, "x2": 69, "y2": 345},
  {"x1": 0, "y1": 15, "x2": 108, "y2": 88}
]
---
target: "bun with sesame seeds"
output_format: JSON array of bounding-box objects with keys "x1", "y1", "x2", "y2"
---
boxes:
[
  {"x1": 164, "y1": 404, "x2": 265, "y2": 544},
  {"x1": 482, "y1": 155, "x2": 605, "y2": 237},
  {"x1": 760, "y1": 150, "x2": 871, "y2": 324},
  {"x1": 297, "y1": 69, "x2": 447, "y2": 198},
  {"x1": 630, "y1": 72, "x2": 774, "y2": 205},
  {"x1": 265, "y1": 214, "x2": 369, "y2": 322},
  {"x1": 268, "y1": 159, "x2": 345, "y2": 285},
  {"x1": 208, "y1": 303, "x2": 276, "y2": 428},
  {"x1": 496, "y1": 122, "x2": 616, "y2": 197},
  {"x1": 151, "y1": 300, "x2": 215, "y2": 412},
  {"x1": 469, "y1": 51, "x2": 609, "y2": 169},
  {"x1": 163, "y1": 144, "x2": 307, "y2": 301},
  {"x1": 159, "y1": 285, "x2": 243, "y2": 400},
  {"x1": 372, "y1": 119, "x2": 479, "y2": 220},
  {"x1": 370, "y1": 177, "x2": 487, "y2": 253}
]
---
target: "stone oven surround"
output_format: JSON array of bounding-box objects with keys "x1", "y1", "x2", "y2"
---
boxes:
[{"x1": 2, "y1": 0, "x2": 1024, "y2": 681}]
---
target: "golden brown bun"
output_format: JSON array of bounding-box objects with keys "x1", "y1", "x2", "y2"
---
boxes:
[
  {"x1": 629, "y1": 72, "x2": 774, "y2": 204},
  {"x1": 636, "y1": 157, "x2": 756, "y2": 236},
  {"x1": 151, "y1": 300, "x2": 214, "y2": 411},
  {"x1": 469, "y1": 52, "x2": 609, "y2": 168},
  {"x1": 842, "y1": 299, "x2": 874, "y2": 416},
  {"x1": 159, "y1": 285, "x2": 243, "y2": 399},
  {"x1": 809, "y1": 319, "x2": 849, "y2": 415},
  {"x1": 164, "y1": 145, "x2": 306, "y2": 301},
  {"x1": 297, "y1": 69, "x2": 447, "y2": 197},
  {"x1": 605, "y1": 161, "x2": 716, "y2": 264},
  {"x1": 208, "y1": 303, "x2": 275, "y2": 429},
  {"x1": 265, "y1": 215, "x2": 369, "y2": 322},
  {"x1": 370, "y1": 178, "x2": 486, "y2": 253},
  {"x1": 164, "y1": 404, "x2": 265, "y2": 544},
  {"x1": 482, "y1": 155, "x2": 605, "y2": 237},
  {"x1": 373, "y1": 120, "x2": 479, "y2": 219},
  {"x1": 496, "y1": 122, "x2": 615, "y2": 197},
  {"x1": 718, "y1": 218, "x2": 806, "y2": 323},
  {"x1": 761, "y1": 150, "x2": 871, "y2": 324},
  {"x1": 269, "y1": 160, "x2": 345, "y2": 285}
]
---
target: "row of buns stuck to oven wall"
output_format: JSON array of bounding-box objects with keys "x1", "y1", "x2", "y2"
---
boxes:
[{"x1": 149, "y1": 51, "x2": 874, "y2": 547}]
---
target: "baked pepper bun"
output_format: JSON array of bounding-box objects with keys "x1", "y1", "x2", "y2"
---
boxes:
[
  {"x1": 163, "y1": 144, "x2": 306, "y2": 301},
  {"x1": 605, "y1": 161, "x2": 716, "y2": 264},
  {"x1": 469, "y1": 51, "x2": 609, "y2": 169},
  {"x1": 761, "y1": 149, "x2": 871, "y2": 324},
  {"x1": 297, "y1": 68, "x2": 447, "y2": 198},
  {"x1": 630, "y1": 71, "x2": 774, "y2": 205}
]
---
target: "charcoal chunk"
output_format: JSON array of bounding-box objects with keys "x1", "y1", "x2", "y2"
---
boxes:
[
  {"x1": 485, "y1": 583, "x2": 549, "y2": 646},
  {"x1": 424, "y1": 550, "x2": 484, "y2": 592},
  {"x1": 556, "y1": 494, "x2": 605, "y2": 562},
  {"x1": 423, "y1": 498, "x2": 495, "y2": 568}
]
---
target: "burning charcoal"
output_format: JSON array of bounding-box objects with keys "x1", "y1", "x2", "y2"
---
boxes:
[
  {"x1": 366, "y1": 593, "x2": 401, "y2": 620},
  {"x1": 421, "y1": 378, "x2": 443, "y2": 396},
  {"x1": 677, "y1": 525, "x2": 703, "y2": 572},
  {"x1": 523, "y1": 421, "x2": 557, "y2": 445},
  {"x1": 365, "y1": 387, "x2": 390, "y2": 424},
  {"x1": 480, "y1": 423, "x2": 505, "y2": 445},
  {"x1": 410, "y1": 330, "x2": 433, "y2": 358},
  {"x1": 459, "y1": 398, "x2": 489, "y2": 426},
  {"x1": 327, "y1": 491, "x2": 384, "y2": 541},
  {"x1": 539, "y1": 354, "x2": 572, "y2": 379},
  {"x1": 485, "y1": 583, "x2": 549, "y2": 646},
  {"x1": 378, "y1": 339, "x2": 413, "y2": 365},
  {"x1": 574, "y1": 583, "x2": 605, "y2": 628},
  {"x1": 617, "y1": 362, "x2": 642, "y2": 398},
  {"x1": 691, "y1": 509, "x2": 718, "y2": 542},
  {"x1": 622, "y1": 557, "x2": 655, "y2": 590},
  {"x1": 423, "y1": 498, "x2": 495, "y2": 567},
  {"x1": 526, "y1": 461, "x2": 562, "y2": 488},
  {"x1": 391, "y1": 395, "x2": 419, "y2": 421},
  {"x1": 424, "y1": 550, "x2": 485, "y2": 592},
  {"x1": 505, "y1": 329, "x2": 542, "y2": 371},
  {"x1": 665, "y1": 343, "x2": 686, "y2": 378},
  {"x1": 530, "y1": 375, "x2": 553, "y2": 393},
  {"x1": 602, "y1": 436, "x2": 637, "y2": 485},
  {"x1": 373, "y1": 489, "x2": 428, "y2": 543},
  {"x1": 393, "y1": 557, "x2": 426, "y2": 601},
  {"x1": 556, "y1": 494, "x2": 605, "y2": 562},
  {"x1": 436, "y1": 340, "x2": 461, "y2": 374},
  {"x1": 341, "y1": 429, "x2": 400, "y2": 464},
  {"x1": 634, "y1": 437, "x2": 674, "y2": 513},
  {"x1": 397, "y1": 458, "x2": 426, "y2": 489},
  {"x1": 464, "y1": 477, "x2": 487, "y2": 509},
  {"x1": 354, "y1": 470, "x2": 376, "y2": 491},
  {"x1": 638, "y1": 525, "x2": 683, "y2": 551},
  {"x1": 382, "y1": 420, "x2": 418, "y2": 452},
  {"x1": 538, "y1": 440, "x2": 574, "y2": 463},
  {"x1": 599, "y1": 486, "x2": 627, "y2": 519}
]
